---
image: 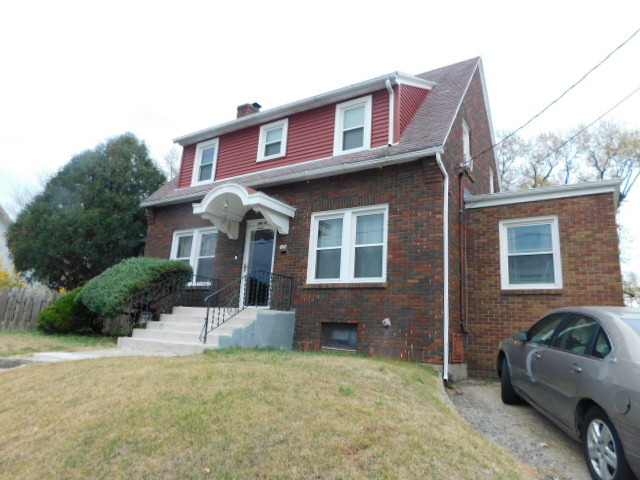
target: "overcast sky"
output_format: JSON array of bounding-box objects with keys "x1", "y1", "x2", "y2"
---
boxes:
[{"x1": 1, "y1": 0, "x2": 639, "y2": 273}]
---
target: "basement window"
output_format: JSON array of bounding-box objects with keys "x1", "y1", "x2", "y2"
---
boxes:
[{"x1": 322, "y1": 323, "x2": 357, "y2": 351}]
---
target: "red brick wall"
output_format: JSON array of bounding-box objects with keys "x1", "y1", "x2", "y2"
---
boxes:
[
  {"x1": 465, "y1": 193, "x2": 623, "y2": 377},
  {"x1": 146, "y1": 158, "x2": 450, "y2": 363}
]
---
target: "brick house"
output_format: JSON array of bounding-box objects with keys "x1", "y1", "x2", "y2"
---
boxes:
[{"x1": 141, "y1": 57, "x2": 623, "y2": 378}]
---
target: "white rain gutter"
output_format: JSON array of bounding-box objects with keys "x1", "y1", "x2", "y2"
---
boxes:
[
  {"x1": 385, "y1": 78, "x2": 396, "y2": 145},
  {"x1": 436, "y1": 153, "x2": 450, "y2": 382}
]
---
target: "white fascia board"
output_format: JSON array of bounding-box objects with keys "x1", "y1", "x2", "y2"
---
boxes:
[
  {"x1": 141, "y1": 146, "x2": 444, "y2": 207},
  {"x1": 173, "y1": 73, "x2": 436, "y2": 146},
  {"x1": 465, "y1": 180, "x2": 621, "y2": 209}
]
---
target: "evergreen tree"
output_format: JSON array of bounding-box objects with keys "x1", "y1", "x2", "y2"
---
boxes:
[{"x1": 7, "y1": 133, "x2": 166, "y2": 289}]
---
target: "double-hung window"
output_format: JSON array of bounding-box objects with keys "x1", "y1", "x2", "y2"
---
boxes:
[
  {"x1": 307, "y1": 205, "x2": 387, "y2": 284},
  {"x1": 171, "y1": 228, "x2": 218, "y2": 282},
  {"x1": 333, "y1": 96, "x2": 372, "y2": 155},
  {"x1": 499, "y1": 216, "x2": 562, "y2": 289},
  {"x1": 192, "y1": 138, "x2": 219, "y2": 185},
  {"x1": 257, "y1": 119, "x2": 288, "y2": 161}
]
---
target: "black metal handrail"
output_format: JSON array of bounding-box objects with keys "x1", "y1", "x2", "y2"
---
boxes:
[
  {"x1": 127, "y1": 273, "x2": 218, "y2": 329},
  {"x1": 200, "y1": 270, "x2": 293, "y2": 344}
]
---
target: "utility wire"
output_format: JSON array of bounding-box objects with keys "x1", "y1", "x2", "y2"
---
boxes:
[
  {"x1": 469, "y1": 26, "x2": 640, "y2": 166},
  {"x1": 465, "y1": 83, "x2": 640, "y2": 209}
]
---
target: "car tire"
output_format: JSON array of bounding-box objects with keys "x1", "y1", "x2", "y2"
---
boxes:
[
  {"x1": 500, "y1": 357, "x2": 522, "y2": 405},
  {"x1": 582, "y1": 406, "x2": 633, "y2": 480}
]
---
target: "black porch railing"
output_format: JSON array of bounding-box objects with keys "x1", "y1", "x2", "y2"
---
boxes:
[
  {"x1": 126, "y1": 274, "x2": 219, "y2": 329},
  {"x1": 200, "y1": 270, "x2": 293, "y2": 344}
]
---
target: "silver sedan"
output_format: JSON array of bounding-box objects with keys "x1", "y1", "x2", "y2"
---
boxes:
[{"x1": 497, "y1": 306, "x2": 640, "y2": 480}]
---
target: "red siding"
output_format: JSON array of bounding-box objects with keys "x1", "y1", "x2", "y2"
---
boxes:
[
  {"x1": 177, "y1": 89, "x2": 391, "y2": 186},
  {"x1": 178, "y1": 145, "x2": 196, "y2": 188},
  {"x1": 371, "y1": 89, "x2": 389, "y2": 147},
  {"x1": 397, "y1": 85, "x2": 429, "y2": 139}
]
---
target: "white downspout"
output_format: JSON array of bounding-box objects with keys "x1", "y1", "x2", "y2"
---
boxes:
[
  {"x1": 436, "y1": 154, "x2": 450, "y2": 382},
  {"x1": 385, "y1": 78, "x2": 396, "y2": 145}
]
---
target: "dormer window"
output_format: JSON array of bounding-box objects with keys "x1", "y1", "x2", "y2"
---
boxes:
[
  {"x1": 333, "y1": 96, "x2": 372, "y2": 155},
  {"x1": 257, "y1": 119, "x2": 288, "y2": 162},
  {"x1": 192, "y1": 138, "x2": 219, "y2": 185}
]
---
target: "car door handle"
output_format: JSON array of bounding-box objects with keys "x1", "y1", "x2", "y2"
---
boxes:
[
  {"x1": 533, "y1": 352, "x2": 543, "y2": 359},
  {"x1": 570, "y1": 365, "x2": 583, "y2": 374}
]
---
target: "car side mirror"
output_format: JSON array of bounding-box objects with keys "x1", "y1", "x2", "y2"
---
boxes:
[{"x1": 514, "y1": 331, "x2": 528, "y2": 342}]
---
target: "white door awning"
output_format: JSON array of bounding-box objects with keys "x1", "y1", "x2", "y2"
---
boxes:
[{"x1": 192, "y1": 183, "x2": 296, "y2": 239}]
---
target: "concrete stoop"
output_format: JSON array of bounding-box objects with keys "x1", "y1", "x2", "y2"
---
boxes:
[{"x1": 117, "y1": 307, "x2": 295, "y2": 355}]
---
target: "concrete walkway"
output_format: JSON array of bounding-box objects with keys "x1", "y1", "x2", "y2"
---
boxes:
[
  {"x1": 1, "y1": 348, "x2": 185, "y2": 370},
  {"x1": 31, "y1": 348, "x2": 182, "y2": 362}
]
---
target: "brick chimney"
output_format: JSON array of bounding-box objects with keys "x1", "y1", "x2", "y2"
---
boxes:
[{"x1": 236, "y1": 102, "x2": 262, "y2": 118}]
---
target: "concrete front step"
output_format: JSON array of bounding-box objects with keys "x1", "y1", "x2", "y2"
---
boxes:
[
  {"x1": 146, "y1": 321, "x2": 202, "y2": 334},
  {"x1": 116, "y1": 307, "x2": 294, "y2": 355},
  {"x1": 131, "y1": 328, "x2": 201, "y2": 343}
]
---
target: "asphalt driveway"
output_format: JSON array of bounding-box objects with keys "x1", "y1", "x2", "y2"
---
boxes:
[{"x1": 448, "y1": 380, "x2": 590, "y2": 480}]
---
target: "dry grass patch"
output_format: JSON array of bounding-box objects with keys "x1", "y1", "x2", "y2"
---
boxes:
[
  {"x1": 0, "y1": 330, "x2": 117, "y2": 357},
  {"x1": 0, "y1": 350, "x2": 534, "y2": 479}
]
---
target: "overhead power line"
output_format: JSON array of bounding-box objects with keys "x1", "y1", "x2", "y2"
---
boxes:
[
  {"x1": 469, "y1": 26, "x2": 640, "y2": 166},
  {"x1": 465, "y1": 82, "x2": 640, "y2": 209}
]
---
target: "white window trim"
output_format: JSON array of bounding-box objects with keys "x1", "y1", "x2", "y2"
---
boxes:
[
  {"x1": 499, "y1": 215, "x2": 563, "y2": 290},
  {"x1": 462, "y1": 120, "x2": 472, "y2": 171},
  {"x1": 257, "y1": 119, "x2": 288, "y2": 162},
  {"x1": 191, "y1": 138, "x2": 219, "y2": 186},
  {"x1": 306, "y1": 204, "x2": 388, "y2": 284},
  {"x1": 170, "y1": 227, "x2": 218, "y2": 281},
  {"x1": 333, "y1": 95, "x2": 372, "y2": 156}
]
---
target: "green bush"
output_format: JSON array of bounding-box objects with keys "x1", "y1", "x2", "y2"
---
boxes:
[
  {"x1": 76, "y1": 257, "x2": 192, "y2": 318},
  {"x1": 37, "y1": 287, "x2": 102, "y2": 334}
]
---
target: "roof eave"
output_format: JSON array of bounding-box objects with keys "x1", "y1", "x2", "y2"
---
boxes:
[
  {"x1": 141, "y1": 146, "x2": 444, "y2": 208},
  {"x1": 465, "y1": 179, "x2": 622, "y2": 209}
]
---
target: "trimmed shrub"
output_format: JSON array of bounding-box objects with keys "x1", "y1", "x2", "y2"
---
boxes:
[
  {"x1": 76, "y1": 257, "x2": 192, "y2": 318},
  {"x1": 37, "y1": 287, "x2": 101, "y2": 334}
]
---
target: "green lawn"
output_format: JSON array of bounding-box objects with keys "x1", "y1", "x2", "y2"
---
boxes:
[
  {"x1": 0, "y1": 329, "x2": 117, "y2": 357},
  {"x1": 0, "y1": 349, "x2": 535, "y2": 480}
]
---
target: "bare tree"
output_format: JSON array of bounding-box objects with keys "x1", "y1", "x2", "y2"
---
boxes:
[
  {"x1": 494, "y1": 131, "x2": 527, "y2": 191},
  {"x1": 574, "y1": 121, "x2": 640, "y2": 201},
  {"x1": 497, "y1": 121, "x2": 639, "y2": 201},
  {"x1": 161, "y1": 146, "x2": 181, "y2": 180}
]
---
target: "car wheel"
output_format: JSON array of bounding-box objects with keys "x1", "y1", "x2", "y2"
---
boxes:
[
  {"x1": 582, "y1": 406, "x2": 633, "y2": 480},
  {"x1": 500, "y1": 357, "x2": 522, "y2": 405}
]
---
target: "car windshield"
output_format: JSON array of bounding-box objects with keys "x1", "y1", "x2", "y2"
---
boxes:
[{"x1": 621, "y1": 316, "x2": 640, "y2": 336}]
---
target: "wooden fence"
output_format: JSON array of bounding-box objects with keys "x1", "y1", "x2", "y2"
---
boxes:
[{"x1": 0, "y1": 287, "x2": 61, "y2": 330}]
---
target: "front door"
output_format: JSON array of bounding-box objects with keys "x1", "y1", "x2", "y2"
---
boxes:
[{"x1": 241, "y1": 220, "x2": 277, "y2": 307}]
